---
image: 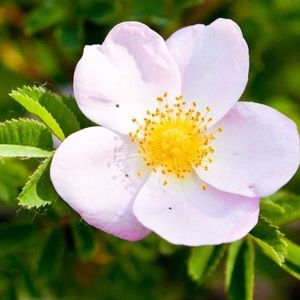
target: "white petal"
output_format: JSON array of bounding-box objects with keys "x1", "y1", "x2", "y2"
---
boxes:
[
  {"x1": 133, "y1": 173, "x2": 259, "y2": 246},
  {"x1": 196, "y1": 102, "x2": 300, "y2": 197},
  {"x1": 167, "y1": 18, "x2": 249, "y2": 125},
  {"x1": 50, "y1": 127, "x2": 151, "y2": 241},
  {"x1": 74, "y1": 22, "x2": 181, "y2": 134}
]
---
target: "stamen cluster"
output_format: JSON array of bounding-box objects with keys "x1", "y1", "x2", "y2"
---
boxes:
[{"x1": 129, "y1": 93, "x2": 222, "y2": 185}]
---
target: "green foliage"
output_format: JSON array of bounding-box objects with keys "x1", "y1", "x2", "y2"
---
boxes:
[
  {"x1": 72, "y1": 222, "x2": 97, "y2": 260},
  {"x1": 249, "y1": 216, "x2": 287, "y2": 266},
  {"x1": 10, "y1": 86, "x2": 81, "y2": 140},
  {"x1": 0, "y1": 118, "x2": 53, "y2": 158},
  {"x1": 281, "y1": 238, "x2": 300, "y2": 280},
  {"x1": 25, "y1": 0, "x2": 68, "y2": 35},
  {"x1": 0, "y1": 145, "x2": 51, "y2": 159},
  {"x1": 260, "y1": 191, "x2": 300, "y2": 225},
  {"x1": 0, "y1": 222, "x2": 39, "y2": 252},
  {"x1": 37, "y1": 229, "x2": 65, "y2": 278},
  {"x1": 225, "y1": 239, "x2": 255, "y2": 300},
  {"x1": 0, "y1": 0, "x2": 300, "y2": 299},
  {"x1": 188, "y1": 245, "x2": 225, "y2": 283},
  {"x1": 9, "y1": 88, "x2": 65, "y2": 140},
  {"x1": 18, "y1": 155, "x2": 59, "y2": 209},
  {"x1": 0, "y1": 159, "x2": 30, "y2": 204},
  {"x1": 60, "y1": 95, "x2": 96, "y2": 128}
]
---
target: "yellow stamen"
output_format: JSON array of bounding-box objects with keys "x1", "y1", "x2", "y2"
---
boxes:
[{"x1": 130, "y1": 94, "x2": 219, "y2": 186}]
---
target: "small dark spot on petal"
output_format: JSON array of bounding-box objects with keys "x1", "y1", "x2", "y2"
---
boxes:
[
  {"x1": 115, "y1": 104, "x2": 120, "y2": 108},
  {"x1": 125, "y1": 174, "x2": 129, "y2": 177},
  {"x1": 168, "y1": 207, "x2": 172, "y2": 210}
]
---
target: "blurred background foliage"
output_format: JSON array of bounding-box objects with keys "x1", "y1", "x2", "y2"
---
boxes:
[{"x1": 0, "y1": 0, "x2": 300, "y2": 299}]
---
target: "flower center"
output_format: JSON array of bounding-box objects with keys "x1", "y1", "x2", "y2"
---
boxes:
[{"x1": 129, "y1": 93, "x2": 222, "y2": 186}]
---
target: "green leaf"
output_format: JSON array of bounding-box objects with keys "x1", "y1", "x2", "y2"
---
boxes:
[
  {"x1": 279, "y1": 238, "x2": 300, "y2": 280},
  {"x1": 159, "y1": 240, "x2": 178, "y2": 255},
  {"x1": 225, "y1": 239, "x2": 255, "y2": 300},
  {"x1": 0, "y1": 118, "x2": 53, "y2": 158},
  {"x1": 25, "y1": 0, "x2": 67, "y2": 35},
  {"x1": 249, "y1": 216, "x2": 287, "y2": 266},
  {"x1": 37, "y1": 229, "x2": 65, "y2": 278},
  {"x1": 18, "y1": 155, "x2": 59, "y2": 208},
  {"x1": 0, "y1": 159, "x2": 29, "y2": 204},
  {"x1": 0, "y1": 223, "x2": 39, "y2": 251},
  {"x1": 188, "y1": 245, "x2": 225, "y2": 283},
  {"x1": 0, "y1": 159, "x2": 30, "y2": 187},
  {"x1": 225, "y1": 240, "x2": 243, "y2": 290},
  {"x1": 60, "y1": 95, "x2": 96, "y2": 128},
  {"x1": 72, "y1": 222, "x2": 97, "y2": 260},
  {"x1": 0, "y1": 181, "x2": 10, "y2": 203},
  {"x1": 260, "y1": 191, "x2": 300, "y2": 225},
  {"x1": 0, "y1": 145, "x2": 52, "y2": 158},
  {"x1": 10, "y1": 86, "x2": 81, "y2": 140}
]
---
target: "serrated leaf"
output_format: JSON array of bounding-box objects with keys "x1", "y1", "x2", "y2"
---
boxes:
[
  {"x1": 0, "y1": 118, "x2": 53, "y2": 158},
  {"x1": 225, "y1": 239, "x2": 255, "y2": 300},
  {"x1": 10, "y1": 88, "x2": 65, "y2": 140},
  {"x1": 61, "y1": 95, "x2": 96, "y2": 128},
  {"x1": 188, "y1": 245, "x2": 225, "y2": 283},
  {"x1": 249, "y1": 216, "x2": 287, "y2": 266},
  {"x1": 261, "y1": 191, "x2": 300, "y2": 225},
  {"x1": 10, "y1": 86, "x2": 81, "y2": 140},
  {"x1": 18, "y1": 155, "x2": 59, "y2": 208},
  {"x1": 279, "y1": 238, "x2": 300, "y2": 280}
]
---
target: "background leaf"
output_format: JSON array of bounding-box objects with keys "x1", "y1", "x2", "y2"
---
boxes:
[
  {"x1": 37, "y1": 229, "x2": 65, "y2": 278},
  {"x1": 188, "y1": 245, "x2": 225, "y2": 283},
  {"x1": 225, "y1": 239, "x2": 255, "y2": 300},
  {"x1": 72, "y1": 222, "x2": 97, "y2": 260}
]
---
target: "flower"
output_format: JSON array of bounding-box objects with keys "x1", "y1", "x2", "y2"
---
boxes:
[{"x1": 50, "y1": 19, "x2": 300, "y2": 246}]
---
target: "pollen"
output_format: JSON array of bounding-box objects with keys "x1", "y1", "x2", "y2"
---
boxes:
[{"x1": 129, "y1": 93, "x2": 221, "y2": 183}]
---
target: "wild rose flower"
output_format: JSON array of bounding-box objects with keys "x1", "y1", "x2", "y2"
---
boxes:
[{"x1": 50, "y1": 19, "x2": 299, "y2": 246}]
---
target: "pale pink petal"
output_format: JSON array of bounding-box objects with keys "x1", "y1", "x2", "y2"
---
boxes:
[
  {"x1": 166, "y1": 18, "x2": 249, "y2": 125},
  {"x1": 133, "y1": 173, "x2": 259, "y2": 246},
  {"x1": 74, "y1": 22, "x2": 181, "y2": 135},
  {"x1": 196, "y1": 102, "x2": 300, "y2": 197},
  {"x1": 50, "y1": 127, "x2": 151, "y2": 241}
]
